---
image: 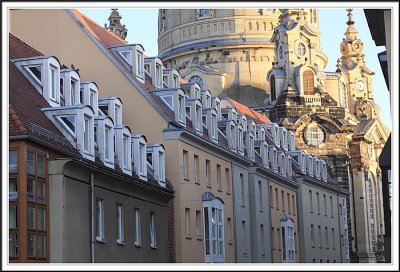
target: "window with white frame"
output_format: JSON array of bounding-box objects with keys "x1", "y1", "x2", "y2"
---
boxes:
[
  {"x1": 183, "y1": 150, "x2": 189, "y2": 180},
  {"x1": 104, "y1": 126, "x2": 111, "y2": 161},
  {"x1": 89, "y1": 89, "x2": 95, "y2": 109},
  {"x1": 173, "y1": 74, "x2": 179, "y2": 88},
  {"x1": 161, "y1": 95, "x2": 173, "y2": 109},
  {"x1": 185, "y1": 208, "x2": 191, "y2": 238},
  {"x1": 155, "y1": 63, "x2": 162, "y2": 88},
  {"x1": 178, "y1": 94, "x2": 185, "y2": 122},
  {"x1": 205, "y1": 93, "x2": 211, "y2": 108},
  {"x1": 139, "y1": 142, "x2": 146, "y2": 176},
  {"x1": 123, "y1": 135, "x2": 129, "y2": 169},
  {"x1": 194, "y1": 86, "x2": 200, "y2": 99},
  {"x1": 203, "y1": 196, "x2": 224, "y2": 263},
  {"x1": 194, "y1": 155, "x2": 199, "y2": 183},
  {"x1": 58, "y1": 115, "x2": 76, "y2": 135},
  {"x1": 84, "y1": 116, "x2": 91, "y2": 153},
  {"x1": 70, "y1": 78, "x2": 77, "y2": 105},
  {"x1": 230, "y1": 124, "x2": 236, "y2": 150},
  {"x1": 96, "y1": 198, "x2": 104, "y2": 241},
  {"x1": 119, "y1": 50, "x2": 132, "y2": 64},
  {"x1": 211, "y1": 113, "x2": 217, "y2": 140},
  {"x1": 60, "y1": 78, "x2": 65, "y2": 106},
  {"x1": 136, "y1": 50, "x2": 144, "y2": 78},
  {"x1": 158, "y1": 150, "x2": 164, "y2": 182},
  {"x1": 240, "y1": 173, "x2": 245, "y2": 206},
  {"x1": 49, "y1": 66, "x2": 57, "y2": 101},
  {"x1": 26, "y1": 65, "x2": 42, "y2": 84},
  {"x1": 134, "y1": 208, "x2": 141, "y2": 246},
  {"x1": 150, "y1": 212, "x2": 156, "y2": 248},
  {"x1": 196, "y1": 105, "x2": 202, "y2": 132},
  {"x1": 281, "y1": 216, "x2": 295, "y2": 262},
  {"x1": 114, "y1": 104, "x2": 120, "y2": 125},
  {"x1": 189, "y1": 75, "x2": 205, "y2": 90},
  {"x1": 116, "y1": 204, "x2": 124, "y2": 243}
]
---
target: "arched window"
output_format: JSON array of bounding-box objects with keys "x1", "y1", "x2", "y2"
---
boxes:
[
  {"x1": 256, "y1": 22, "x2": 260, "y2": 30},
  {"x1": 270, "y1": 75, "x2": 276, "y2": 101},
  {"x1": 303, "y1": 70, "x2": 314, "y2": 95},
  {"x1": 263, "y1": 22, "x2": 267, "y2": 31},
  {"x1": 189, "y1": 75, "x2": 205, "y2": 90},
  {"x1": 248, "y1": 22, "x2": 252, "y2": 31},
  {"x1": 220, "y1": 23, "x2": 224, "y2": 32}
]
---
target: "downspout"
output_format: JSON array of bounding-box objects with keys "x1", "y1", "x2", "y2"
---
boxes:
[{"x1": 90, "y1": 172, "x2": 95, "y2": 263}]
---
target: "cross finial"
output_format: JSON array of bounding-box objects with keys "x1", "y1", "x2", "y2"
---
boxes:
[{"x1": 346, "y1": 9, "x2": 354, "y2": 25}]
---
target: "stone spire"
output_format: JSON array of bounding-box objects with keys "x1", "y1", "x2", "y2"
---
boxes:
[
  {"x1": 339, "y1": 9, "x2": 365, "y2": 69},
  {"x1": 105, "y1": 9, "x2": 128, "y2": 41}
]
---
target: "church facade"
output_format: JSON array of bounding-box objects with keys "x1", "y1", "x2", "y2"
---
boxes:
[{"x1": 159, "y1": 8, "x2": 390, "y2": 263}]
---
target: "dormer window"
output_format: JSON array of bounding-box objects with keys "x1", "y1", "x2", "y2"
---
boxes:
[
  {"x1": 269, "y1": 147, "x2": 277, "y2": 172},
  {"x1": 132, "y1": 135, "x2": 147, "y2": 180},
  {"x1": 49, "y1": 66, "x2": 58, "y2": 102},
  {"x1": 210, "y1": 112, "x2": 217, "y2": 141},
  {"x1": 195, "y1": 104, "x2": 202, "y2": 132},
  {"x1": 123, "y1": 135, "x2": 130, "y2": 169},
  {"x1": 119, "y1": 50, "x2": 132, "y2": 65},
  {"x1": 27, "y1": 65, "x2": 42, "y2": 84},
  {"x1": 71, "y1": 78, "x2": 78, "y2": 105},
  {"x1": 58, "y1": 115, "x2": 76, "y2": 135},
  {"x1": 147, "y1": 144, "x2": 165, "y2": 186},
  {"x1": 238, "y1": 125, "x2": 244, "y2": 155},
  {"x1": 194, "y1": 86, "x2": 200, "y2": 99},
  {"x1": 173, "y1": 74, "x2": 179, "y2": 88},
  {"x1": 84, "y1": 115, "x2": 91, "y2": 153},
  {"x1": 136, "y1": 50, "x2": 144, "y2": 79},
  {"x1": 246, "y1": 132, "x2": 255, "y2": 161},
  {"x1": 60, "y1": 78, "x2": 65, "y2": 106},
  {"x1": 114, "y1": 126, "x2": 132, "y2": 175},
  {"x1": 178, "y1": 94, "x2": 185, "y2": 123},
  {"x1": 89, "y1": 89, "x2": 96, "y2": 109},
  {"x1": 189, "y1": 75, "x2": 205, "y2": 90},
  {"x1": 114, "y1": 104, "x2": 121, "y2": 125},
  {"x1": 155, "y1": 63, "x2": 162, "y2": 88},
  {"x1": 161, "y1": 95, "x2": 173, "y2": 109},
  {"x1": 286, "y1": 156, "x2": 292, "y2": 178},
  {"x1": 104, "y1": 125, "x2": 112, "y2": 162},
  {"x1": 230, "y1": 123, "x2": 237, "y2": 151}
]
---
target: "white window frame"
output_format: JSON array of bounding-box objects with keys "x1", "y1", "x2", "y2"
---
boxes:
[
  {"x1": 134, "y1": 208, "x2": 141, "y2": 246},
  {"x1": 178, "y1": 94, "x2": 185, "y2": 123},
  {"x1": 281, "y1": 217, "x2": 295, "y2": 263},
  {"x1": 123, "y1": 134, "x2": 129, "y2": 170},
  {"x1": 96, "y1": 198, "x2": 105, "y2": 242},
  {"x1": 139, "y1": 142, "x2": 146, "y2": 175},
  {"x1": 136, "y1": 50, "x2": 144, "y2": 79},
  {"x1": 150, "y1": 212, "x2": 157, "y2": 248},
  {"x1": 104, "y1": 126, "x2": 111, "y2": 162},
  {"x1": 155, "y1": 63, "x2": 162, "y2": 88},
  {"x1": 203, "y1": 197, "x2": 225, "y2": 263},
  {"x1": 84, "y1": 116, "x2": 91, "y2": 153},
  {"x1": 70, "y1": 78, "x2": 78, "y2": 105},
  {"x1": 119, "y1": 50, "x2": 132, "y2": 65},
  {"x1": 116, "y1": 204, "x2": 124, "y2": 244},
  {"x1": 49, "y1": 65, "x2": 58, "y2": 101}
]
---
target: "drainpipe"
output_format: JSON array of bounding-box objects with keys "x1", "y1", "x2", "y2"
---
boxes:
[{"x1": 90, "y1": 172, "x2": 95, "y2": 263}]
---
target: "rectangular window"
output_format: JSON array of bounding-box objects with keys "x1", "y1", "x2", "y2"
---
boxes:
[
  {"x1": 205, "y1": 160, "x2": 210, "y2": 187},
  {"x1": 158, "y1": 151, "x2": 164, "y2": 181},
  {"x1": 9, "y1": 205, "x2": 18, "y2": 229},
  {"x1": 242, "y1": 220, "x2": 247, "y2": 255},
  {"x1": 277, "y1": 228, "x2": 281, "y2": 250},
  {"x1": 139, "y1": 142, "x2": 145, "y2": 175},
  {"x1": 323, "y1": 194, "x2": 327, "y2": 216},
  {"x1": 27, "y1": 151, "x2": 35, "y2": 176},
  {"x1": 9, "y1": 150, "x2": 18, "y2": 172},
  {"x1": 178, "y1": 95, "x2": 184, "y2": 122},
  {"x1": 27, "y1": 233, "x2": 35, "y2": 257},
  {"x1": 281, "y1": 226, "x2": 286, "y2": 260},
  {"x1": 292, "y1": 195, "x2": 296, "y2": 215},
  {"x1": 332, "y1": 228, "x2": 335, "y2": 250},
  {"x1": 150, "y1": 212, "x2": 156, "y2": 248},
  {"x1": 259, "y1": 181, "x2": 263, "y2": 211},
  {"x1": 89, "y1": 90, "x2": 95, "y2": 108},
  {"x1": 60, "y1": 78, "x2": 65, "y2": 106},
  {"x1": 9, "y1": 233, "x2": 18, "y2": 257},
  {"x1": 272, "y1": 227, "x2": 275, "y2": 250},
  {"x1": 27, "y1": 206, "x2": 35, "y2": 230},
  {"x1": 136, "y1": 51, "x2": 143, "y2": 78},
  {"x1": 287, "y1": 193, "x2": 291, "y2": 214},
  {"x1": 135, "y1": 208, "x2": 141, "y2": 246},
  {"x1": 183, "y1": 150, "x2": 189, "y2": 180},
  {"x1": 49, "y1": 66, "x2": 57, "y2": 100},
  {"x1": 288, "y1": 227, "x2": 294, "y2": 261},
  {"x1": 316, "y1": 192, "x2": 320, "y2": 214},
  {"x1": 261, "y1": 224, "x2": 266, "y2": 256},
  {"x1": 330, "y1": 196, "x2": 334, "y2": 218},
  {"x1": 185, "y1": 208, "x2": 191, "y2": 238},
  {"x1": 123, "y1": 135, "x2": 129, "y2": 169},
  {"x1": 217, "y1": 164, "x2": 221, "y2": 190},
  {"x1": 275, "y1": 188, "x2": 279, "y2": 209},
  {"x1": 269, "y1": 186, "x2": 273, "y2": 208},
  {"x1": 311, "y1": 224, "x2": 315, "y2": 247},
  {"x1": 196, "y1": 210, "x2": 201, "y2": 239},
  {"x1": 281, "y1": 190, "x2": 285, "y2": 212},
  {"x1": 116, "y1": 204, "x2": 124, "y2": 243},
  {"x1": 309, "y1": 190, "x2": 313, "y2": 213},
  {"x1": 195, "y1": 105, "x2": 202, "y2": 131},
  {"x1": 194, "y1": 155, "x2": 199, "y2": 183},
  {"x1": 9, "y1": 178, "x2": 18, "y2": 201},
  {"x1": 318, "y1": 226, "x2": 322, "y2": 248},
  {"x1": 104, "y1": 126, "x2": 111, "y2": 161},
  {"x1": 204, "y1": 207, "x2": 210, "y2": 255},
  {"x1": 70, "y1": 79, "x2": 77, "y2": 104},
  {"x1": 173, "y1": 75, "x2": 178, "y2": 88},
  {"x1": 114, "y1": 105, "x2": 120, "y2": 125},
  {"x1": 240, "y1": 174, "x2": 245, "y2": 206},
  {"x1": 156, "y1": 64, "x2": 162, "y2": 88},
  {"x1": 96, "y1": 198, "x2": 104, "y2": 241},
  {"x1": 225, "y1": 168, "x2": 231, "y2": 194},
  {"x1": 227, "y1": 217, "x2": 232, "y2": 244},
  {"x1": 84, "y1": 116, "x2": 90, "y2": 153},
  {"x1": 325, "y1": 227, "x2": 329, "y2": 249}
]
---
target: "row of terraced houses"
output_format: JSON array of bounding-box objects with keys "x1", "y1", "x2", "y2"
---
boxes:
[{"x1": 8, "y1": 9, "x2": 350, "y2": 263}]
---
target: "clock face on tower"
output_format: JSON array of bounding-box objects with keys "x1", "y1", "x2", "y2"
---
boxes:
[{"x1": 356, "y1": 80, "x2": 365, "y2": 91}]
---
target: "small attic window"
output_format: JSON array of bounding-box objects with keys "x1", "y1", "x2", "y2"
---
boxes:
[
  {"x1": 161, "y1": 95, "x2": 173, "y2": 109},
  {"x1": 58, "y1": 115, "x2": 76, "y2": 135},
  {"x1": 99, "y1": 105, "x2": 109, "y2": 116},
  {"x1": 147, "y1": 152, "x2": 153, "y2": 166},
  {"x1": 27, "y1": 65, "x2": 42, "y2": 84},
  {"x1": 119, "y1": 50, "x2": 132, "y2": 65}
]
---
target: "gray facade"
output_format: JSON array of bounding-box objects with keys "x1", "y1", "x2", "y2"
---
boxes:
[
  {"x1": 49, "y1": 159, "x2": 173, "y2": 263},
  {"x1": 296, "y1": 177, "x2": 349, "y2": 263}
]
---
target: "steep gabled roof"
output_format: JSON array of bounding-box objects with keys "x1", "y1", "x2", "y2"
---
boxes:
[
  {"x1": 9, "y1": 34, "x2": 79, "y2": 156},
  {"x1": 226, "y1": 97, "x2": 271, "y2": 125}
]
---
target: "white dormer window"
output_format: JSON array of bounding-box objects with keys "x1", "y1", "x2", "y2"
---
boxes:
[
  {"x1": 84, "y1": 115, "x2": 91, "y2": 153},
  {"x1": 314, "y1": 158, "x2": 321, "y2": 179},
  {"x1": 178, "y1": 94, "x2": 185, "y2": 123},
  {"x1": 206, "y1": 93, "x2": 211, "y2": 108},
  {"x1": 155, "y1": 63, "x2": 162, "y2": 88},
  {"x1": 136, "y1": 50, "x2": 144, "y2": 79},
  {"x1": 89, "y1": 89, "x2": 95, "y2": 109},
  {"x1": 60, "y1": 78, "x2": 65, "y2": 106},
  {"x1": 104, "y1": 125, "x2": 112, "y2": 161},
  {"x1": 57, "y1": 115, "x2": 76, "y2": 136},
  {"x1": 308, "y1": 155, "x2": 314, "y2": 177},
  {"x1": 147, "y1": 144, "x2": 165, "y2": 186},
  {"x1": 119, "y1": 50, "x2": 132, "y2": 65},
  {"x1": 94, "y1": 116, "x2": 114, "y2": 168},
  {"x1": 158, "y1": 150, "x2": 165, "y2": 183},
  {"x1": 115, "y1": 104, "x2": 121, "y2": 125},
  {"x1": 132, "y1": 135, "x2": 147, "y2": 180},
  {"x1": 230, "y1": 122, "x2": 237, "y2": 151},
  {"x1": 194, "y1": 86, "x2": 200, "y2": 100},
  {"x1": 161, "y1": 95, "x2": 173, "y2": 109},
  {"x1": 173, "y1": 74, "x2": 179, "y2": 88},
  {"x1": 27, "y1": 65, "x2": 42, "y2": 85},
  {"x1": 71, "y1": 78, "x2": 78, "y2": 105},
  {"x1": 213, "y1": 98, "x2": 221, "y2": 120},
  {"x1": 287, "y1": 156, "x2": 292, "y2": 178},
  {"x1": 238, "y1": 125, "x2": 244, "y2": 155},
  {"x1": 321, "y1": 160, "x2": 327, "y2": 182},
  {"x1": 247, "y1": 132, "x2": 255, "y2": 161},
  {"x1": 196, "y1": 104, "x2": 202, "y2": 132},
  {"x1": 288, "y1": 131, "x2": 295, "y2": 151},
  {"x1": 49, "y1": 66, "x2": 58, "y2": 101},
  {"x1": 210, "y1": 112, "x2": 217, "y2": 141},
  {"x1": 274, "y1": 126, "x2": 280, "y2": 147},
  {"x1": 123, "y1": 134, "x2": 129, "y2": 169}
]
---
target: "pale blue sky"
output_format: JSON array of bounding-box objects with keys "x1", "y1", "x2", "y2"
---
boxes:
[{"x1": 78, "y1": 8, "x2": 392, "y2": 129}]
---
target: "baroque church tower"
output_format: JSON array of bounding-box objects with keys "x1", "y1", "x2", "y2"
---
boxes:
[
  {"x1": 267, "y1": 9, "x2": 390, "y2": 263},
  {"x1": 105, "y1": 9, "x2": 128, "y2": 41}
]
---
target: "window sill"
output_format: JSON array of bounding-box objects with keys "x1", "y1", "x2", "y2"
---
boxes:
[
  {"x1": 185, "y1": 235, "x2": 192, "y2": 240},
  {"x1": 196, "y1": 236, "x2": 203, "y2": 241},
  {"x1": 217, "y1": 189, "x2": 222, "y2": 192},
  {"x1": 312, "y1": 246, "x2": 315, "y2": 248},
  {"x1": 150, "y1": 245, "x2": 158, "y2": 250},
  {"x1": 195, "y1": 181, "x2": 200, "y2": 185},
  {"x1": 184, "y1": 177, "x2": 190, "y2": 182},
  {"x1": 96, "y1": 238, "x2": 106, "y2": 243},
  {"x1": 259, "y1": 210, "x2": 263, "y2": 213},
  {"x1": 228, "y1": 241, "x2": 233, "y2": 245},
  {"x1": 206, "y1": 185, "x2": 212, "y2": 189},
  {"x1": 134, "y1": 243, "x2": 142, "y2": 248},
  {"x1": 116, "y1": 241, "x2": 126, "y2": 246},
  {"x1": 226, "y1": 191, "x2": 231, "y2": 195}
]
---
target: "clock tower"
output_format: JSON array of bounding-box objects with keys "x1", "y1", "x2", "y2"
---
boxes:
[{"x1": 105, "y1": 9, "x2": 128, "y2": 41}]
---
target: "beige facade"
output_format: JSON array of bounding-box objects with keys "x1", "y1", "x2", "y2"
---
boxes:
[{"x1": 10, "y1": 9, "x2": 236, "y2": 263}]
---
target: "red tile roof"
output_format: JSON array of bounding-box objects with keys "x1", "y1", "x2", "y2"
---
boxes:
[
  {"x1": 9, "y1": 34, "x2": 79, "y2": 155},
  {"x1": 226, "y1": 98, "x2": 271, "y2": 125}
]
